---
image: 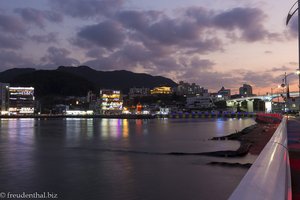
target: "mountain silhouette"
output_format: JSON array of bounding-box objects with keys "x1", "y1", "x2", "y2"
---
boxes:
[{"x1": 0, "y1": 66, "x2": 177, "y2": 98}]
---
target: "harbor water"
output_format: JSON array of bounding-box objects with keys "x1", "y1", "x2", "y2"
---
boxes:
[{"x1": 0, "y1": 118, "x2": 257, "y2": 200}]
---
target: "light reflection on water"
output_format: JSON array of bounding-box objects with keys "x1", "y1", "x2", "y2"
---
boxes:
[
  {"x1": 0, "y1": 118, "x2": 256, "y2": 200},
  {"x1": 123, "y1": 119, "x2": 129, "y2": 138}
]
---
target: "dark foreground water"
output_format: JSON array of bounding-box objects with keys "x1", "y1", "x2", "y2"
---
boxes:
[{"x1": 0, "y1": 118, "x2": 257, "y2": 200}]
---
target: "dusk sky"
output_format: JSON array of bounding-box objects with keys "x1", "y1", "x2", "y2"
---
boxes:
[{"x1": 0, "y1": 0, "x2": 299, "y2": 94}]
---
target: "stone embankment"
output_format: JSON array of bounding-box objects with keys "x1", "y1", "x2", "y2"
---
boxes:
[{"x1": 206, "y1": 122, "x2": 279, "y2": 157}]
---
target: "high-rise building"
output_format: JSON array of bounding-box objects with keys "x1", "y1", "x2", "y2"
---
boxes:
[
  {"x1": 176, "y1": 81, "x2": 209, "y2": 97},
  {"x1": 100, "y1": 89, "x2": 123, "y2": 114},
  {"x1": 8, "y1": 87, "x2": 35, "y2": 114},
  {"x1": 0, "y1": 83, "x2": 10, "y2": 114},
  {"x1": 87, "y1": 91, "x2": 97, "y2": 103},
  {"x1": 239, "y1": 84, "x2": 253, "y2": 97},
  {"x1": 128, "y1": 87, "x2": 150, "y2": 99}
]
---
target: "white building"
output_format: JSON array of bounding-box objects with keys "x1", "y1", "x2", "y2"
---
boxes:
[
  {"x1": 8, "y1": 87, "x2": 35, "y2": 114},
  {"x1": 186, "y1": 96, "x2": 215, "y2": 109},
  {"x1": 100, "y1": 89, "x2": 123, "y2": 114},
  {"x1": 0, "y1": 83, "x2": 10, "y2": 114}
]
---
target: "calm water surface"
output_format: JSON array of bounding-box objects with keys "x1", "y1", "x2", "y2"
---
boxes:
[{"x1": 0, "y1": 118, "x2": 256, "y2": 200}]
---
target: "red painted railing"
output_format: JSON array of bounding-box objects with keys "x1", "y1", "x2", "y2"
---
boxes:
[{"x1": 255, "y1": 113, "x2": 283, "y2": 124}]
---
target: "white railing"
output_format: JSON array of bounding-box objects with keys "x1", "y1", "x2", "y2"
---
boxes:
[{"x1": 229, "y1": 117, "x2": 292, "y2": 200}]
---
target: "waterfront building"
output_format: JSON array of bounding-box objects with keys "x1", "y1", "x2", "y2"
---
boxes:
[
  {"x1": 218, "y1": 86, "x2": 231, "y2": 100},
  {"x1": 100, "y1": 89, "x2": 123, "y2": 114},
  {"x1": 186, "y1": 96, "x2": 215, "y2": 109},
  {"x1": 157, "y1": 107, "x2": 170, "y2": 115},
  {"x1": 150, "y1": 86, "x2": 172, "y2": 95},
  {"x1": 239, "y1": 84, "x2": 253, "y2": 97},
  {"x1": 65, "y1": 110, "x2": 94, "y2": 115},
  {"x1": 128, "y1": 87, "x2": 150, "y2": 99},
  {"x1": 53, "y1": 104, "x2": 69, "y2": 114},
  {"x1": 0, "y1": 83, "x2": 10, "y2": 114},
  {"x1": 176, "y1": 81, "x2": 209, "y2": 97},
  {"x1": 8, "y1": 87, "x2": 35, "y2": 114}
]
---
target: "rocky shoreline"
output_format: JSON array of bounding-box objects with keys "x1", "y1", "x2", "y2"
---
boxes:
[{"x1": 202, "y1": 122, "x2": 279, "y2": 157}]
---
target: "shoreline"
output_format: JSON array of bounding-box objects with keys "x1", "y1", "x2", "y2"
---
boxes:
[
  {"x1": 204, "y1": 122, "x2": 279, "y2": 157},
  {"x1": 0, "y1": 114, "x2": 156, "y2": 119},
  {"x1": 0, "y1": 112, "x2": 256, "y2": 119}
]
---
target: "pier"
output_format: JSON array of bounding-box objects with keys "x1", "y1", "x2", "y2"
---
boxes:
[{"x1": 229, "y1": 115, "x2": 300, "y2": 200}]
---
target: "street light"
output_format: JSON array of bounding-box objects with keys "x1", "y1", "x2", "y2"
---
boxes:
[
  {"x1": 287, "y1": 1, "x2": 300, "y2": 114},
  {"x1": 279, "y1": 72, "x2": 296, "y2": 112},
  {"x1": 279, "y1": 71, "x2": 300, "y2": 113},
  {"x1": 269, "y1": 86, "x2": 282, "y2": 113},
  {"x1": 286, "y1": 1, "x2": 299, "y2": 25}
]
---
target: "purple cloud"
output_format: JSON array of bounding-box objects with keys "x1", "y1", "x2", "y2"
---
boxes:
[
  {"x1": 83, "y1": 44, "x2": 154, "y2": 71},
  {"x1": 50, "y1": 0, "x2": 123, "y2": 19},
  {"x1": 41, "y1": 47, "x2": 80, "y2": 66},
  {"x1": 0, "y1": 50, "x2": 33, "y2": 70},
  {"x1": 116, "y1": 10, "x2": 223, "y2": 55},
  {"x1": 117, "y1": 10, "x2": 162, "y2": 32},
  {"x1": 190, "y1": 57, "x2": 214, "y2": 70},
  {"x1": 0, "y1": 34, "x2": 23, "y2": 49},
  {"x1": 184, "y1": 6, "x2": 214, "y2": 27},
  {"x1": 0, "y1": 14, "x2": 26, "y2": 33},
  {"x1": 77, "y1": 21, "x2": 125, "y2": 49},
  {"x1": 185, "y1": 7, "x2": 279, "y2": 42},
  {"x1": 30, "y1": 32, "x2": 58, "y2": 43},
  {"x1": 242, "y1": 71, "x2": 278, "y2": 87},
  {"x1": 213, "y1": 7, "x2": 271, "y2": 41},
  {"x1": 269, "y1": 66, "x2": 292, "y2": 72},
  {"x1": 15, "y1": 8, "x2": 62, "y2": 28},
  {"x1": 86, "y1": 48, "x2": 107, "y2": 58}
]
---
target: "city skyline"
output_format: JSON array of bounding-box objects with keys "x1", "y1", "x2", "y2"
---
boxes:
[{"x1": 0, "y1": 0, "x2": 298, "y2": 94}]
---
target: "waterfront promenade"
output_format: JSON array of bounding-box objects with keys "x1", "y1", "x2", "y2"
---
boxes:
[{"x1": 287, "y1": 117, "x2": 300, "y2": 200}]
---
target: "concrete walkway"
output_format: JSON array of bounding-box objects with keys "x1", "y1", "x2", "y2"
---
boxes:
[{"x1": 287, "y1": 117, "x2": 300, "y2": 200}]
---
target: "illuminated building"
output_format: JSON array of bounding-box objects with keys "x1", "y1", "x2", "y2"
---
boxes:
[
  {"x1": 100, "y1": 89, "x2": 123, "y2": 114},
  {"x1": 157, "y1": 107, "x2": 170, "y2": 115},
  {"x1": 8, "y1": 87, "x2": 35, "y2": 114},
  {"x1": 65, "y1": 110, "x2": 94, "y2": 115},
  {"x1": 150, "y1": 86, "x2": 172, "y2": 95},
  {"x1": 136, "y1": 103, "x2": 142, "y2": 114},
  {"x1": 0, "y1": 83, "x2": 10, "y2": 114},
  {"x1": 122, "y1": 107, "x2": 131, "y2": 114}
]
